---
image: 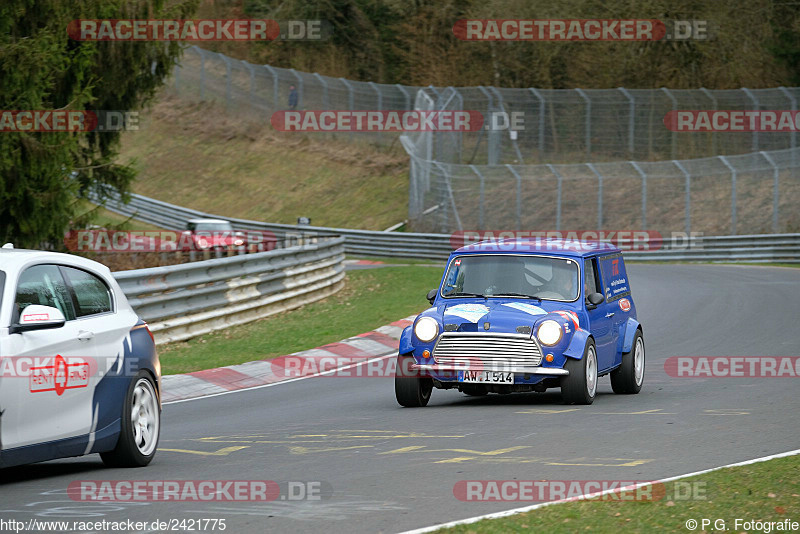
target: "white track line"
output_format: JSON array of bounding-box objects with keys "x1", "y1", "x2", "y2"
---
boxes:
[
  {"x1": 163, "y1": 352, "x2": 395, "y2": 405},
  {"x1": 399, "y1": 448, "x2": 800, "y2": 534}
]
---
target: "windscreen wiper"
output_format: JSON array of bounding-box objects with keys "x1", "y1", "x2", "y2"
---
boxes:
[
  {"x1": 445, "y1": 291, "x2": 487, "y2": 299},
  {"x1": 494, "y1": 293, "x2": 542, "y2": 302}
]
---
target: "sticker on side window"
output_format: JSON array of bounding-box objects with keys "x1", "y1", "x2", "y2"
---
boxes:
[{"x1": 598, "y1": 253, "x2": 630, "y2": 302}]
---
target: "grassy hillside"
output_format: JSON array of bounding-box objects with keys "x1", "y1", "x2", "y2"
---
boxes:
[{"x1": 117, "y1": 92, "x2": 410, "y2": 230}]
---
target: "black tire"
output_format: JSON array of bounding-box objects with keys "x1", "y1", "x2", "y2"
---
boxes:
[
  {"x1": 611, "y1": 329, "x2": 644, "y2": 394},
  {"x1": 461, "y1": 384, "x2": 488, "y2": 396},
  {"x1": 101, "y1": 371, "x2": 160, "y2": 467},
  {"x1": 561, "y1": 339, "x2": 597, "y2": 405},
  {"x1": 395, "y1": 354, "x2": 433, "y2": 407}
]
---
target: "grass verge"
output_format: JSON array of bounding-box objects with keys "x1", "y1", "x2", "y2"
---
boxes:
[
  {"x1": 437, "y1": 454, "x2": 800, "y2": 533},
  {"x1": 158, "y1": 265, "x2": 441, "y2": 375}
]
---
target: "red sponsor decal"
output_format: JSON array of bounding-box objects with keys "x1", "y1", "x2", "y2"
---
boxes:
[
  {"x1": 619, "y1": 298, "x2": 631, "y2": 312},
  {"x1": 554, "y1": 311, "x2": 579, "y2": 329},
  {"x1": 22, "y1": 313, "x2": 50, "y2": 322},
  {"x1": 30, "y1": 354, "x2": 90, "y2": 395}
]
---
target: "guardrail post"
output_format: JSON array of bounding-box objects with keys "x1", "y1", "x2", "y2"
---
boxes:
[
  {"x1": 469, "y1": 165, "x2": 486, "y2": 230},
  {"x1": 718, "y1": 156, "x2": 737, "y2": 234},
  {"x1": 546, "y1": 164, "x2": 563, "y2": 231},
  {"x1": 661, "y1": 88, "x2": 678, "y2": 159},
  {"x1": 760, "y1": 151, "x2": 780, "y2": 233},
  {"x1": 586, "y1": 163, "x2": 603, "y2": 229},
  {"x1": 618, "y1": 87, "x2": 635, "y2": 157},
  {"x1": 673, "y1": 159, "x2": 691, "y2": 235},
  {"x1": 575, "y1": 88, "x2": 592, "y2": 159},
  {"x1": 505, "y1": 164, "x2": 523, "y2": 231},
  {"x1": 313, "y1": 73, "x2": 329, "y2": 109},
  {"x1": 528, "y1": 88, "x2": 546, "y2": 159},
  {"x1": 700, "y1": 88, "x2": 717, "y2": 155},
  {"x1": 742, "y1": 88, "x2": 759, "y2": 152},
  {"x1": 629, "y1": 161, "x2": 648, "y2": 230}
]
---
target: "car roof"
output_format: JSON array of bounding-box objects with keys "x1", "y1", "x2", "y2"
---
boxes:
[
  {"x1": 187, "y1": 218, "x2": 231, "y2": 224},
  {"x1": 0, "y1": 248, "x2": 112, "y2": 274},
  {"x1": 453, "y1": 238, "x2": 621, "y2": 258}
]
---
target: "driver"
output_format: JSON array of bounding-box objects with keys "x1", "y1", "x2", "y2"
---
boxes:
[{"x1": 550, "y1": 261, "x2": 578, "y2": 300}]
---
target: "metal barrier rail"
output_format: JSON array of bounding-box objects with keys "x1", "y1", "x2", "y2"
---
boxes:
[
  {"x1": 102, "y1": 192, "x2": 800, "y2": 263},
  {"x1": 113, "y1": 237, "x2": 346, "y2": 344}
]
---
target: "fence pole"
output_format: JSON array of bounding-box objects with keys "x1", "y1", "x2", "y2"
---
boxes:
[
  {"x1": 263, "y1": 65, "x2": 278, "y2": 110},
  {"x1": 290, "y1": 68, "x2": 303, "y2": 108},
  {"x1": 546, "y1": 164, "x2": 563, "y2": 231},
  {"x1": 469, "y1": 165, "x2": 486, "y2": 230},
  {"x1": 313, "y1": 73, "x2": 329, "y2": 109},
  {"x1": 528, "y1": 88, "x2": 546, "y2": 159},
  {"x1": 661, "y1": 88, "x2": 678, "y2": 159},
  {"x1": 221, "y1": 54, "x2": 232, "y2": 109},
  {"x1": 575, "y1": 88, "x2": 592, "y2": 159},
  {"x1": 244, "y1": 61, "x2": 255, "y2": 102},
  {"x1": 491, "y1": 86, "x2": 523, "y2": 164},
  {"x1": 700, "y1": 88, "x2": 717, "y2": 155},
  {"x1": 478, "y1": 86, "x2": 499, "y2": 165},
  {"x1": 629, "y1": 161, "x2": 648, "y2": 230},
  {"x1": 760, "y1": 151, "x2": 780, "y2": 233},
  {"x1": 434, "y1": 162, "x2": 463, "y2": 232},
  {"x1": 718, "y1": 156, "x2": 737, "y2": 234},
  {"x1": 618, "y1": 87, "x2": 635, "y2": 157},
  {"x1": 197, "y1": 47, "x2": 206, "y2": 100},
  {"x1": 779, "y1": 87, "x2": 797, "y2": 154},
  {"x1": 586, "y1": 163, "x2": 603, "y2": 229},
  {"x1": 396, "y1": 84, "x2": 410, "y2": 110},
  {"x1": 368, "y1": 81, "x2": 382, "y2": 110},
  {"x1": 505, "y1": 164, "x2": 523, "y2": 231},
  {"x1": 742, "y1": 88, "x2": 759, "y2": 152},
  {"x1": 673, "y1": 160, "x2": 691, "y2": 235}
]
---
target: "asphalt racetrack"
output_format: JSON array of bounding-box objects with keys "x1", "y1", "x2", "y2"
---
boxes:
[{"x1": 2, "y1": 264, "x2": 799, "y2": 533}]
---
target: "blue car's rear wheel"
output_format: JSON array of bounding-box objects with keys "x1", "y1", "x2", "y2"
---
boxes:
[
  {"x1": 611, "y1": 329, "x2": 644, "y2": 394},
  {"x1": 395, "y1": 354, "x2": 433, "y2": 407},
  {"x1": 561, "y1": 340, "x2": 597, "y2": 405}
]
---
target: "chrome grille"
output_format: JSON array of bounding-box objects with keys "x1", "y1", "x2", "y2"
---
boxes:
[{"x1": 433, "y1": 333, "x2": 543, "y2": 368}]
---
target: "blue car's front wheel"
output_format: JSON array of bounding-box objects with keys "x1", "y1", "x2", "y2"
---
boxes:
[
  {"x1": 561, "y1": 340, "x2": 597, "y2": 405},
  {"x1": 395, "y1": 354, "x2": 433, "y2": 407}
]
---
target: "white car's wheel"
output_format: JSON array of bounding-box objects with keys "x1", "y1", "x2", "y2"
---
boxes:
[{"x1": 101, "y1": 371, "x2": 160, "y2": 467}]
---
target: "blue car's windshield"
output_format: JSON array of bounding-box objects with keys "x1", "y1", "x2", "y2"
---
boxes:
[{"x1": 441, "y1": 254, "x2": 580, "y2": 302}]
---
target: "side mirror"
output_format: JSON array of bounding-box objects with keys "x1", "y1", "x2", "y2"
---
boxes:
[
  {"x1": 586, "y1": 292, "x2": 605, "y2": 310},
  {"x1": 10, "y1": 305, "x2": 66, "y2": 334},
  {"x1": 426, "y1": 289, "x2": 438, "y2": 304}
]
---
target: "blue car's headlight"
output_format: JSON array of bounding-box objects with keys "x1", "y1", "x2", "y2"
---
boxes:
[
  {"x1": 537, "y1": 319, "x2": 563, "y2": 346},
  {"x1": 414, "y1": 317, "x2": 439, "y2": 342}
]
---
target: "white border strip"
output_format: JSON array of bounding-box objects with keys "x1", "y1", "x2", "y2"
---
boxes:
[
  {"x1": 163, "y1": 353, "x2": 396, "y2": 405},
  {"x1": 399, "y1": 448, "x2": 800, "y2": 534}
]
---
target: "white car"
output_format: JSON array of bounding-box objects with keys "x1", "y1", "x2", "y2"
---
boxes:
[{"x1": 0, "y1": 247, "x2": 161, "y2": 468}]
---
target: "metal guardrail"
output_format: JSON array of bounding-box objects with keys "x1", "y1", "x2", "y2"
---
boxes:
[
  {"x1": 102, "y1": 192, "x2": 800, "y2": 264},
  {"x1": 113, "y1": 237, "x2": 346, "y2": 344}
]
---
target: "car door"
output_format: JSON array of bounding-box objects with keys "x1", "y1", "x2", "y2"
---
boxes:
[
  {"x1": 583, "y1": 256, "x2": 618, "y2": 372},
  {"x1": 1, "y1": 264, "x2": 98, "y2": 450},
  {"x1": 596, "y1": 253, "x2": 629, "y2": 369}
]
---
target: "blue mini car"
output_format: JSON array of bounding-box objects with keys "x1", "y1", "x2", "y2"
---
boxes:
[{"x1": 395, "y1": 238, "x2": 644, "y2": 406}]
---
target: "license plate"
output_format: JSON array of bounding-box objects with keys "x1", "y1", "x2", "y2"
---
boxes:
[{"x1": 458, "y1": 370, "x2": 514, "y2": 384}]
